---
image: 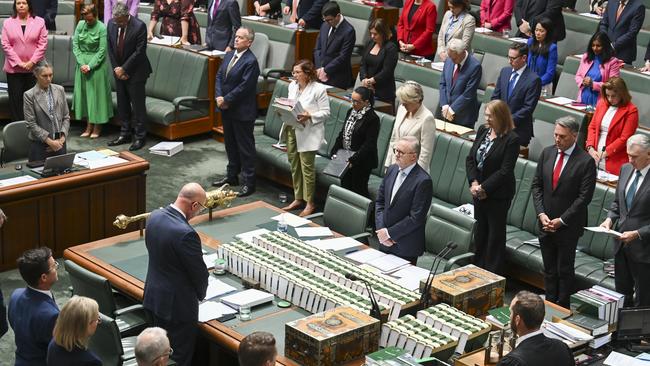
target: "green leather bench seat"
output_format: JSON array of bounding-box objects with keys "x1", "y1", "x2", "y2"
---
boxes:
[
  {"x1": 471, "y1": 33, "x2": 510, "y2": 90},
  {"x1": 528, "y1": 100, "x2": 590, "y2": 161},
  {"x1": 558, "y1": 11, "x2": 598, "y2": 66},
  {"x1": 394, "y1": 61, "x2": 441, "y2": 116},
  {"x1": 242, "y1": 20, "x2": 300, "y2": 71},
  {"x1": 338, "y1": 0, "x2": 373, "y2": 48}
]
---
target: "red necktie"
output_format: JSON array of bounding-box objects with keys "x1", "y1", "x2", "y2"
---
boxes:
[
  {"x1": 117, "y1": 28, "x2": 125, "y2": 60},
  {"x1": 552, "y1": 150, "x2": 564, "y2": 189},
  {"x1": 212, "y1": 0, "x2": 220, "y2": 19},
  {"x1": 452, "y1": 64, "x2": 460, "y2": 85},
  {"x1": 616, "y1": 1, "x2": 626, "y2": 21}
]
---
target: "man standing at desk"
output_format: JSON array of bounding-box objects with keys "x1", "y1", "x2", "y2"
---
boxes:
[
  {"x1": 438, "y1": 39, "x2": 481, "y2": 128},
  {"x1": 313, "y1": 1, "x2": 355, "y2": 90},
  {"x1": 143, "y1": 182, "x2": 209, "y2": 366}
]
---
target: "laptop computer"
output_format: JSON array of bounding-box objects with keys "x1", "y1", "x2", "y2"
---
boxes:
[{"x1": 30, "y1": 152, "x2": 77, "y2": 177}]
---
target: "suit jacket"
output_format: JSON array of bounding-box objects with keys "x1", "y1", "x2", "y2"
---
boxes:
[
  {"x1": 466, "y1": 125, "x2": 520, "y2": 200},
  {"x1": 608, "y1": 163, "x2": 650, "y2": 262},
  {"x1": 375, "y1": 163, "x2": 433, "y2": 258},
  {"x1": 330, "y1": 107, "x2": 380, "y2": 172},
  {"x1": 47, "y1": 341, "x2": 102, "y2": 366},
  {"x1": 314, "y1": 18, "x2": 355, "y2": 89},
  {"x1": 526, "y1": 38, "x2": 557, "y2": 86},
  {"x1": 599, "y1": 0, "x2": 645, "y2": 64},
  {"x1": 480, "y1": 0, "x2": 515, "y2": 32},
  {"x1": 1, "y1": 16, "x2": 48, "y2": 74},
  {"x1": 282, "y1": 80, "x2": 330, "y2": 152},
  {"x1": 103, "y1": 0, "x2": 139, "y2": 23},
  {"x1": 143, "y1": 206, "x2": 209, "y2": 322},
  {"x1": 531, "y1": 145, "x2": 597, "y2": 240},
  {"x1": 497, "y1": 334, "x2": 575, "y2": 366},
  {"x1": 285, "y1": 0, "x2": 327, "y2": 29},
  {"x1": 585, "y1": 99, "x2": 639, "y2": 175},
  {"x1": 23, "y1": 84, "x2": 70, "y2": 143},
  {"x1": 439, "y1": 53, "x2": 482, "y2": 128},
  {"x1": 107, "y1": 16, "x2": 152, "y2": 83},
  {"x1": 491, "y1": 65, "x2": 541, "y2": 146},
  {"x1": 359, "y1": 40, "x2": 398, "y2": 103},
  {"x1": 216, "y1": 49, "x2": 260, "y2": 121},
  {"x1": 575, "y1": 54, "x2": 621, "y2": 102},
  {"x1": 384, "y1": 103, "x2": 436, "y2": 172},
  {"x1": 206, "y1": 0, "x2": 241, "y2": 51},
  {"x1": 514, "y1": 0, "x2": 566, "y2": 41},
  {"x1": 397, "y1": 0, "x2": 437, "y2": 57},
  {"x1": 32, "y1": 0, "x2": 57, "y2": 30},
  {"x1": 8, "y1": 287, "x2": 59, "y2": 366},
  {"x1": 436, "y1": 10, "x2": 475, "y2": 59}
]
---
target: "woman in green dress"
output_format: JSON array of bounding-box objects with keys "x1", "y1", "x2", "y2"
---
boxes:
[{"x1": 72, "y1": 4, "x2": 113, "y2": 139}]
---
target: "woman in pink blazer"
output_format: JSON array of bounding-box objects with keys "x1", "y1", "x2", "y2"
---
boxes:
[
  {"x1": 575, "y1": 31, "x2": 621, "y2": 106},
  {"x1": 397, "y1": 0, "x2": 437, "y2": 58},
  {"x1": 1, "y1": 0, "x2": 48, "y2": 121},
  {"x1": 480, "y1": 0, "x2": 514, "y2": 33}
]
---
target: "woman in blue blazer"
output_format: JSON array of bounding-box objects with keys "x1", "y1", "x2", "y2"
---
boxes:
[
  {"x1": 527, "y1": 18, "x2": 557, "y2": 96},
  {"x1": 47, "y1": 296, "x2": 102, "y2": 366}
]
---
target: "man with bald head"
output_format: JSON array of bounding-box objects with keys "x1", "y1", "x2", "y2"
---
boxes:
[{"x1": 143, "y1": 183, "x2": 209, "y2": 366}]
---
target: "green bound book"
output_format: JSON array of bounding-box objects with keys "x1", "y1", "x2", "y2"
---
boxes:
[
  {"x1": 570, "y1": 293, "x2": 606, "y2": 319},
  {"x1": 565, "y1": 313, "x2": 609, "y2": 336},
  {"x1": 487, "y1": 305, "x2": 511, "y2": 326}
]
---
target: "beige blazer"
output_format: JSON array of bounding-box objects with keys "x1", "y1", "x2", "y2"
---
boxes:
[
  {"x1": 384, "y1": 103, "x2": 436, "y2": 172},
  {"x1": 282, "y1": 81, "x2": 331, "y2": 152},
  {"x1": 436, "y1": 11, "x2": 476, "y2": 60},
  {"x1": 24, "y1": 83, "x2": 70, "y2": 142}
]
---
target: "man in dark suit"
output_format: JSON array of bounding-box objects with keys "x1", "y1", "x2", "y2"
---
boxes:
[
  {"x1": 375, "y1": 136, "x2": 433, "y2": 264},
  {"x1": 531, "y1": 117, "x2": 597, "y2": 308},
  {"x1": 601, "y1": 134, "x2": 650, "y2": 307},
  {"x1": 32, "y1": 0, "x2": 57, "y2": 30},
  {"x1": 313, "y1": 1, "x2": 355, "y2": 90},
  {"x1": 205, "y1": 0, "x2": 241, "y2": 51},
  {"x1": 143, "y1": 183, "x2": 209, "y2": 366},
  {"x1": 514, "y1": 0, "x2": 566, "y2": 41},
  {"x1": 106, "y1": 2, "x2": 152, "y2": 151},
  {"x1": 497, "y1": 291, "x2": 575, "y2": 366},
  {"x1": 438, "y1": 39, "x2": 482, "y2": 128},
  {"x1": 492, "y1": 42, "x2": 541, "y2": 147},
  {"x1": 8, "y1": 247, "x2": 60, "y2": 366},
  {"x1": 283, "y1": 0, "x2": 328, "y2": 29},
  {"x1": 213, "y1": 26, "x2": 260, "y2": 197},
  {"x1": 599, "y1": 0, "x2": 645, "y2": 64}
]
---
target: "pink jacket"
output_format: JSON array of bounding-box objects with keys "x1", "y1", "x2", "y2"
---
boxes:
[
  {"x1": 1, "y1": 16, "x2": 48, "y2": 74},
  {"x1": 480, "y1": 0, "x2": 514, "y2": 32},
  {"x1": 575, "y1": 53, "x2": 621, "y2": 102}
]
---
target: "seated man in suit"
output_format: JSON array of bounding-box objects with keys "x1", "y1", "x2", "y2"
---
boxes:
[
  {"x1": 598, "y1": 0, "x2": 645, "y2": 64},
  {"x1": 8, "y1": 247, "x2": 60, "y2": 366},
  {"x1": 492, "y1": 42, "x2": 542, "y2": 147},
  {"x1": 283, "y1": 0, "x2": 328, "y2": 29},
  {"x1": 439, "y1": 39, "x2": 482, "y2": 128},
  {"x1": 600, "y1": 134, "x2": 650, "y2": 307},
  {"x1": 135, "y1": 327, "x2": 173, "y2": 366},
  {"x1": 238, "y1": 332, "x2": 277, "y2": 366},
  {"x1": 206, "y1": 0, "x2": 241, "y2": 51},
  {"x1": 375, "y1": 136, "x2": 433, "y2": 265},
  {"x1": 498, "y1": 291, "x2": 575, "y2": 366},
  {"x1": 313, "y1": 1, "x2": 356, "y2": 90}
]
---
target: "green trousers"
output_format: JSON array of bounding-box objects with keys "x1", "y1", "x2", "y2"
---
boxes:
[{"x1": 286, "y1": 127, "x2": 316, "y2": 202}]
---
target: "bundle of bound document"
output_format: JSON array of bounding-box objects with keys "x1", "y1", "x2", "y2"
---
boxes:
[
  {"x1": 272, "y1": 98, "x2": 305, "y2": 128},
  {"x1": 220, "y1": 289, "x2": 274, "y2": 310}
]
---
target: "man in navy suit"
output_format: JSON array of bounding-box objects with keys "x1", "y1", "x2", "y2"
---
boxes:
[
  {"x1": 599, "y1": 0, "x2": 645, "y2": 64},
  {"x1": 313, "y1": 1, "x2": 355, "y2": 90},
  {"x1": 492, "y1": 42, "x2": 542, "y2": 147},
  {"x1": 8, "y1": 247, "x2": 60, "y2": 366},
  {"x1": 283, "y1": 0, "x2": 328, "y2": 29},
  {"x1": 439, "y1": 39, "x2": 482, "y2": 128},
  {"x1": 143, "y1": 183, "x2": 209, "y2": 366},
  {"x1": 32, "y1": 0, "x2": 58, "y2": 30},
  {"x1": 205, "y1": 0, "x2": 241, "y2": 51},
  {"x1": 213, "y1": 26, "x2": 260, "y2": 197},
  {"x1": 376, "y1": 136, "x2": 433, "y2": 264}
]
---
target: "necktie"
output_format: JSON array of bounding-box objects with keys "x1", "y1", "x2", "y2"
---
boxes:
[
  {"x1": 625, "y1": 170, "x2": 642, "y2": 208},
  {"x1": 226, "y1": 54, "x2": 238, "y2": 76},
  {"x1": 290, "y1": 0, "x2": 300, "y2": 23},
  {"x1": 212, "y1": 0, "x2": 220, "y2": 19},
  {"x1": 391, "y1": 170, "x2": 407, "y2": 203},
  {"x1": 326, "y1": 26, "x2": 336, "y2": 48},
  {"x1": 452, "y1": 64, "x2": 460, "y2": 85},
  {"x1": 117, "y1": 27, "x2": 126, "y2": 61},
  {"x1": 552, "y1": 150, "x2": 565, "y2": 189},
  {"x1": 507, "y1": 70, "x2": 518, "y2": 100},
  {"x1": 616, "y1": 1, "x2": 626, "y2": 21}
]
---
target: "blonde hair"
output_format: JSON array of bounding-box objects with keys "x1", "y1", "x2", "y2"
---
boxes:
[
  {"x1": 53, "y1": 296, "x2": 99, "y2": 352},
  {"x1": 396, "y1": 81, "x2": 424, "y2": 104},
  {"x1": 485, "y1": 100, "x2": 515, "y2": 135}
]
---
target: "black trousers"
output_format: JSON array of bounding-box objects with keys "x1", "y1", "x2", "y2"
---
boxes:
[
  {"x1": 115, "y1": 78, "x2": 147, "y2": 140},
  {"x1": 473, "y1": 197, "x2": 511, "y2": 275},
  {"x1": 341, "y1": 166, "x2": 372, "y2": 198},
  {"x1": 615, "y1": 246, "x2": 650, "y2": 307},
  {"x1": 6, "y1": 72, "x2": 36, "y2": 121},
  {"x1": 153, "y1": 315, "x2": 197, "y2": 366},
  {"x1": 28, "y1": 140, "x2": 67, "y2": 162},
  {"x1": 540, "y1": 235, "x2": 577, "y2": 308},
  {"x1": 222, "y1": 117, "x2": 256, "y2": 186}
]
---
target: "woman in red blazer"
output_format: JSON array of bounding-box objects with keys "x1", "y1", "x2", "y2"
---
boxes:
[
  {"x1": 480, "y1": 0, "x2": 514, "y2": 33},
  {"x1": 585, "y1": 77, "x2": 639, "y2": 176},
  {"x1": 1, "y1": 0, "x2": 47, "y2": 121},
  {"x1": 397, "y1": 0, "x2": 437, "y2": 58}
]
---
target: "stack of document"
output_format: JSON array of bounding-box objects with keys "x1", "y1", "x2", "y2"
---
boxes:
[
  {"x1": 205, "y1": 276, "x2": 237, "y2": 300},
  {"x1": 345, "y1": 248, "x2": 387, "y2": 264},
  {"x1": 0, "y1": 175, "x2": 37, "y2": 187},
  {"x1": 543, "y1": 320, "x2": 593, "y2": 347},
  {"x1": 272, "y1": 98, "x2": 305, "y2": 128},
  {"x1": 220, "y1": 289, "x2": 274, "y2": 310},
  {"x1": 389, "y1": 265, "x2": 430, "y2": 291},
  {"x1": 305, "y1": 236, "x2": 361, "y2": 251},
  {"x1": 198, "y1": 301, "x2": 238, "y2": 322},
  {"x1": 202, "y1": 252, "x2": 220, "y2": 269},
  {"x1": 149, "y1": 141, "x2": 183, "y2": 157},
  {"x1": 366, "y1": 254, "x2": 410, "y2": 274},
  {"x1": 149, "y1": 35, "x2": 180, "y2": 45},
  {"x1": 271, "y1": 213, "x2": 311, "y2": 227}
]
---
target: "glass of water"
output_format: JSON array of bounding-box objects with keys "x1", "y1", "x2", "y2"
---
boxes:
[{"x1": 239, "y1": 305, "x2": 252, "y2": 321}]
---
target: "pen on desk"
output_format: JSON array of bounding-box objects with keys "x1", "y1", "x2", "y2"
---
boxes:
[{"x1": 345, "y1": 249, "x2": 359, "y2": 255}]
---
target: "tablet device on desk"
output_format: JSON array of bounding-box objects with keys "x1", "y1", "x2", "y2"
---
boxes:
[{"x1": 30, "y1": 152, "x2": 76, "y2": 177}]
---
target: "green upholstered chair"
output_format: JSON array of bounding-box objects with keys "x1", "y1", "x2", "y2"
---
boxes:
[
  {"x1": 1, "y1": 121, "x2": 30, "y2": 166},
  {"x1": 554, "y1": 56, "x2": 581, "y2": 101},
  {"x1": 88, "y1": 313, "x2": 137, "y2": 366},
  {"x1": 528, "y1": 101, "x2": 589, "y2": 162},
  {"x1": 470, "y1": 33, "x2": 509, "y2": 89},
  {"x1": 558, "y1": 12, "x2": 598, "y2": 66},
  {"x1": 64, "y1": 260, "x2": 150, "y2": 337},
  {"x1": 394, "y1": 61, "x2": 441, "y2": 113},
  {"x1": 368, "y1": 111, "x2": 396, "y2": 199}
]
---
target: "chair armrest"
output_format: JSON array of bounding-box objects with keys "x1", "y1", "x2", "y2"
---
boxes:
[
  {"x1": 444, "y1": 252, "x2": 475, "y2": 271},
  {"x1": 302, "y1": 212, "x2": 324, "y2": 220},
  {"x1": 350, "y1": 232, "x2": 372, "y2": 240},
  {"x1": 0, "y1": 147, "x2": 5, "y2": 167},
  {"x1": 173, "y1": 96, "x2": 198, "y2": 108},
  {"x1": 262, "y1": 68, "x2": 291, "y2": 79},
  {"x1": 114, "y1": 303, "x2": 146, "y2": 317},
  {"x1": 352, "y1": 44, "x2": 365, "y2": 56}
]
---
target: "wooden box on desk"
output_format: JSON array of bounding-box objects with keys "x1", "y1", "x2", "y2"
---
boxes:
[
  {"x1": 285, "y1": 306, "x2": 380, "y2": 366},
  {"x1": 420, "y1": 265, "x2": 506, "y2": 317}
]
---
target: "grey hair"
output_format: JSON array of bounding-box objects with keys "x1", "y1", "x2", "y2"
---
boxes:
[
  {"x1": 135, "y1": 327, "x2": 169, "y2": 365},
  {"x1": 446, "y1": 38, "x2": 466, "y2": 53},
  {"x1": 555, "y1": 116, "x2": 579, "y2": 134},
  {"x1": 112, "y1": 2, "x2": 130, "y2": 18},
  {"x1": 627, "y1": 134, "x2": 650, "y2": 151},
  {"x1": 396, "y1": 81, "x2": 424, "y2": 104},
  {"x1": 240, "y1": 26, "x2": 255, "y2": 42},
  {"x1": 32, "y1": 59, "x2": 52, "y2": 76},
  {"x1": 399, "y1": 136, "x2": 421, "y2": 157}
]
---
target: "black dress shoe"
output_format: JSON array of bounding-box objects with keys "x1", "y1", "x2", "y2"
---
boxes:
[
  {"x1": 237, "y1": 185, "x2": 255, "y2": 197},
  {"x1": 129, "y1": 139, "x2": 146, "y2": 151},
  {"x1": 108, "y1": 136, "x2": 132, "y2": 146},
  {"x1": 212, "y1": 177, "x2": 239, "y2": 187}
]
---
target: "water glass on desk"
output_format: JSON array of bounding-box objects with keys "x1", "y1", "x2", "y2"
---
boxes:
[{"x1": 239, "y1": 305, "x2": 252, "y2": 321}]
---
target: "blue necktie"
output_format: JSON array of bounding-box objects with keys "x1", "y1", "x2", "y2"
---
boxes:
[
  {"x1": 625, "y1": 170, "x2": 642, "y2": 208},
  {"x1": 507, "y1": 70, "x2": 518, "y2": 100}
]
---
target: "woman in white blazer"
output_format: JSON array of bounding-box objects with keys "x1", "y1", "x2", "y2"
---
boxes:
[
  {"x1": 282, "y1": 59, "x2": 331, "y2": 217},
  {"x1": 436, "y1": 0, "x2": 475, "y2": 61},
  {"x1": 384, "y1": 81, "x2": 436, "y2": 172}
]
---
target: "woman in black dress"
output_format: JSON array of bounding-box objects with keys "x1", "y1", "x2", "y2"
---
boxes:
[{"x1": 359, "y1": 18, "x2": 398, "y2": 112}]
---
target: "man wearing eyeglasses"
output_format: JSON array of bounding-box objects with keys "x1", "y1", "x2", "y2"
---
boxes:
[
  {"x1": 375, "y1": 136, "x2": 433, "y2": 265},
  {"x1": 312, "y1": 1, "x2": 355, "y2": 89},
  {"x1": 143, "y1": 183, "x2": 209, "y2": 366},
  {"x1": 491, "y1": 42, "x2": 541, "y2": 147}
]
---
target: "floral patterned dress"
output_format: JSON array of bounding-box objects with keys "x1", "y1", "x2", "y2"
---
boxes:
[{"x1": 151, "y1": 0, "x2": 201, "y2": 44}]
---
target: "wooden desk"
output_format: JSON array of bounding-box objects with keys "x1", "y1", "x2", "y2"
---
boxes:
[{"x1": 0, "y1": 152, "x2": 148, "y2": 270}]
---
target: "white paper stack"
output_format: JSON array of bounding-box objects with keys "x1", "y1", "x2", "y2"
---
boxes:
[
  {"x1": 542, "y1": 320, "x2": 593, "y2": 347},
  {"x1": 220, "y1": 289, "x2": 274, "y2": 310},
  {"x1": 198, "y1": 301, "x2": 238, "y2": 322},
  {"x1": 367, "y1": 254, "x2": 410, "y2": 274},
  {"x1": 149, "y1": 141, "x2": 183, "y2": 157},
  {"x1": 345, "y1": 248, "x2": 386, "y2": 264},
  {"x1": 295, "y1": 226, "x2": 333, "y2": 237},
  {"x1": 202, "y1": 253, "x2": 220, "y2": 269},
  {"x1": 0, "y1": 175, "x2": 37, "y2": 187},
  {"x1": 306, "y1": 236, "x2": 361, "y2": 251},
  {"x1": 205, "y1": 276, "x2": 237, "y2": 300},
  {"x1": 271, "y1": 213, "x2": 311, "y2": 227}
]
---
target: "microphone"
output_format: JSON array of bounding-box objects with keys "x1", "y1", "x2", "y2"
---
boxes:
[
  {"x1": 420, "y1": 242, "x2": 457, "y2": 309},
  {"x1": 345, "y1": 273, "x2": 382, "y2": 320}
]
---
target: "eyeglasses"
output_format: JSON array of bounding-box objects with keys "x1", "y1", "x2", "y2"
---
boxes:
[
  {"x1": 49, "y1": 260, "x2": 60, "y2": 273},
  {"x1": 194, "y1": 201, "x2": 208, "y2": 213},
  {"x1": 351, "y1": 99, "x2": 366, "y2": 105},
  {"x1": 393, "y1": 148, "x2": 415, "y2": 156},
  {"x1": 154, "y1": 347, "x2": 174, "y2": 361},
  {"x1": 507, "y1": 55, "x2": 523, "y2": 62},
  {"x1": 92, "y1": 316, "x2": 102, "y2": 324}
]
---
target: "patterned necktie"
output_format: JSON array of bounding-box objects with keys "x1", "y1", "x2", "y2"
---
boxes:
[
  {"x1": 117, "y1": 27, "x2": 126, "y2": 60},
  {"x1": 212, "y1": 0, "x2": 220, "y2": 19},
  {"x1": 508, "y1": 70, "x2": 519, "y2": 100},
  {"x1": 552, "y1": 150, "x2": 565, "y2": 189},
  {"x1": 226, "y1": 54, "x2": 238, "y2": 76},
  {"x1": 391, "y1": 170, "x2": 407, "y2": 203},
  {"x1": 452, "y1": 64, "x2": 460, "y2": 85},
  {"x1": 616, "y1": 1, "x2": 626, "y2": 21},
  {"x1": 625, "y1": 170, "x2": 642, "y2": 208}
]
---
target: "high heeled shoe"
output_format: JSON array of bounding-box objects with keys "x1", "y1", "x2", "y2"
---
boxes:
[
  {"x1": 80, "y1": 124, "x2": 92, "y2": 137},
  {"x1": 90, "y1": 124, "x2": 102, "y2": 139}
]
